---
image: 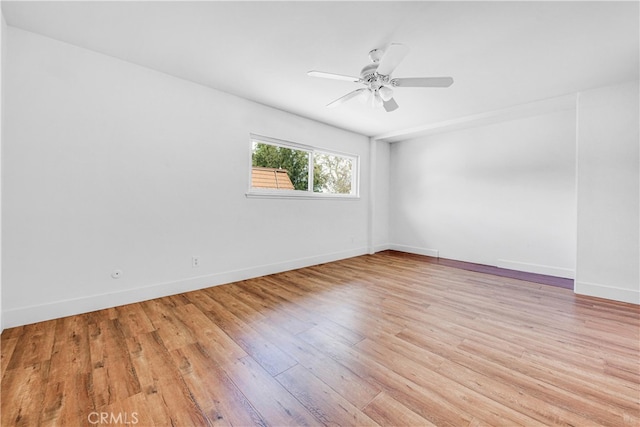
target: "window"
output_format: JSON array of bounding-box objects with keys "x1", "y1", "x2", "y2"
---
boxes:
[
  {"x1": 248, "y1": 134, "x2": 359, "y2": 198},
  {"x1": 313, "y1": 152, "x2": 355, "y2": 195}
]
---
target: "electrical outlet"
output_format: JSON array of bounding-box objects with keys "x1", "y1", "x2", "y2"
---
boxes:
[{"x1": 192, "y1": 256, "x2": 200, "y2": 268}]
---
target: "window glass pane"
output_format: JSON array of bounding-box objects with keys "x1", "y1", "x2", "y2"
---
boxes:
[
  {"x1": 313, "y1": 152, "x2": 354, "y2": 194},
  {"x1": 251, "y1": 142, "x2": 310, "y2": 191}
]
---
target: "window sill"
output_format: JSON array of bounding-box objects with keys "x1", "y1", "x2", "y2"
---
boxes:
[{"x1": 245, "y1": 190, "x2": 360, "y2": 200}]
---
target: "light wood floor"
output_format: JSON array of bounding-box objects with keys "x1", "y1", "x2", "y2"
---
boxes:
[{"x1": 2, "y1": 251, "x2": 639, "y2": 426}]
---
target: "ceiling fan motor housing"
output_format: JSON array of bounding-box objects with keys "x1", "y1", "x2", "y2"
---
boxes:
[
  {"x1": 360, "y1": 63, "x2": 378, "y2": 79},
  {"x1": 360, "y1": 64, "x2": 390, "y2": 91},
  {"x1": 361, "y1": 48, "x2": 392, "y2": 91}
]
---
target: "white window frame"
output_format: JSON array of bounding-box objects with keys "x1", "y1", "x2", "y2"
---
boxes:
[{"x1": 246, "y1": 134, "x2": 360, "y2": 200}]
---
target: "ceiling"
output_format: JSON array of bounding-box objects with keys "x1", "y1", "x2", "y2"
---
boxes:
[{"x1": 2, "y1": 1, "x2": 638, "y2": 139}]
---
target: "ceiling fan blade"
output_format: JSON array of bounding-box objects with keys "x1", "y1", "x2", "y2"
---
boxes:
[
  {"x1": 308, "y1": 70, "x2": 361, "y2": 83},
  {"x1": 376, "y1": 43, "x2": 410, "y2": 76},
  {"x1": 383, "y1": 98, "x2": 399, "y2": 112},
  {"x1": 391, "y1": 77, "x2": 454, "y2": 88},
  {"x1": 327, "y1": 88, "x2": 367, "y2": 108}
]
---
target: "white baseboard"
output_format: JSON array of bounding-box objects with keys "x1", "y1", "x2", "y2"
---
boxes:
[
  {"x1": 388, "y1": 244, "x2": 439, "y2": 258},
  {"x1": 3, "y1": 247, "x2": 369, "y2": 328},
  {"x1": 497, "y1": 259, "x2": 574, "y2": 279},
  {"x1": 373, "y1": 243, "x2": 391, "y2": 253},
  {"x1": 575, "y1": 280, "x2": 639, "y2": 305}
]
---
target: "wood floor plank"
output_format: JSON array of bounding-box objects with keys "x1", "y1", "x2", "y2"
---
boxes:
[
  {"x1": 140, "y1": 298, "x2": 197, "y2": 352},
  {"x1": 275, "y1": 363, "x2": 380, "y2": 426},
  {"x1": 363, "y1": 392, "x2": 437, "y2": 427},
  {"x1": 170, "y1": 343, "x2": 267, "y2": 427},
  {"x1": 224, "y1": 356, "x2": 321, "y2": 426},
  {"x1": 114, "y1": 303, "x2": 156, "y2": 338},
  {"x1": 357, "y1": 329, "x2": 569, "y2": 426},
  {"x1": 202, "y1": 294, "x2": 298, "y2": 376},
  {"x1": 2, "y1": 251, "x2": 638, "y2": 426},
  {"x1": 311, "y1": 318, "x2": 365, "y2": 346},
  {"x1": 92, "y1": 318, "x2": 141, "y2": 405},
  {"x1": 226, "y1": 280, "x2": 317, "y2": 335},
  {"x1": 39, "y1": 315, "x2": 93, "y2": 426},
  {"x1": 448, "y1": 317, "x2": 639, "y2": 401},
  {"x1": 253, "y1": 321, "x2": 382, "y2": 410},
  {"x1": 100, "y1": 392, "x2": 156, "y2": 427},
  {"x1": 399, "y1": 324, "x2": 635, "y2": 425},
  {"x1": 0, "y1": 337, "x2": 18, "y2": 379},
  {"x1": 5, "y1": 320, "x2": 56, "y2": 370},
  {"x1": 297, "y1": 325, "x2": 478, "y2": 426},
  {"x1": 171, "y1": 303, "x2": 248, "y2": 365},
  {"x1": 124, "y1": 331, "x2": 208, "y2": 425},
  {"x1": 1, "y1": 361, "x2": 50, "y2": 426}
]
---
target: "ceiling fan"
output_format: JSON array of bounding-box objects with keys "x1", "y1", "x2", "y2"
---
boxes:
[{"x1": 308, "y1": 43, "x2": 453, "y2": 112}]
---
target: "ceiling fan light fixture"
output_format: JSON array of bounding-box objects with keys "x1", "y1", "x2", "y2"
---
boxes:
[
  {"x1": 359, "y1": 88, "x2": 371, "y2": 104},
  {"x1": 378, "y1": 85, "x2": 393, "y2": 102},
  {"x1": 372, "y1": 90, "x2": 384, "y2": 108}
]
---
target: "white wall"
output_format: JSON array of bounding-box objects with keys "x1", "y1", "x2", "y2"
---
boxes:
[
  {"x1": 575, "y1": 81, "x2": 639, "y2": 304},
  {"x1": 0, "y1": 12, "x2": 6, "y2": 332},
  {"x1": 389, "y1": 109, "x2": 577, "y2": 278},
  {"x1": 371, "y1": 139, "x2": 390, "y2": 252},
  {"x1": 2, "y1": 27, "x2": 371, "y2": 328}
]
